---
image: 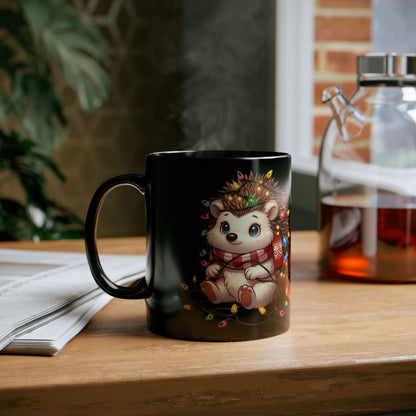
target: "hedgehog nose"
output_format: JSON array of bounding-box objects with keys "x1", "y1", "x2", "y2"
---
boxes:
[{"x1": 226, "y1": 233, "x2": 238, "y2": 242}]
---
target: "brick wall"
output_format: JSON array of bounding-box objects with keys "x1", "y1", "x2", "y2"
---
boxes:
[{"x1": 313, "y1": 0, "x2": 372, "y2": 155}]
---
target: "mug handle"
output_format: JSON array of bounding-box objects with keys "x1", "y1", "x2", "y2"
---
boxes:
[{"x1": 85, "y1": 174, "x2": 150, "y2": 299}]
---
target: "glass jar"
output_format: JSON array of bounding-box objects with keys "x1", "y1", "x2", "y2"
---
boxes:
[{"x1": 319, "y1": 53, "x2": 416, "y2": 282}]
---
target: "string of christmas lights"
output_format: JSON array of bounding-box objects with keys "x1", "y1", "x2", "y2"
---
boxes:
[{"x1": 180, "y1": 278, "x2": 290, "y2": 328}]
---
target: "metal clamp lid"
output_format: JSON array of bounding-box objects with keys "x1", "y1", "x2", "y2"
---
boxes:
[{"x1": 357, "y1": 53, "x2": 416, "y2": 83}]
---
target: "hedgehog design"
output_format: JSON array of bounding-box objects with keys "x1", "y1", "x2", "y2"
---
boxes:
[{"x1": 200, "y1": 171, "x2": 288, "y2": 310}]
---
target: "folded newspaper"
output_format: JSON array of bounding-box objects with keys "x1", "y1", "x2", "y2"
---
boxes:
[{"x1": 0, "y1": 249, "x2": 145, "y2": 356}]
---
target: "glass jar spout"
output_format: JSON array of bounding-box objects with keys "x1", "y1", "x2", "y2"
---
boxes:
[{"x1": 322, "y1": 86, "x2": 364, "y2": 140}]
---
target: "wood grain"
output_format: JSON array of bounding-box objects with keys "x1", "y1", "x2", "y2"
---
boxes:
[{"x1": 0, "y1": 231, "x2": 415, "y2": 415}]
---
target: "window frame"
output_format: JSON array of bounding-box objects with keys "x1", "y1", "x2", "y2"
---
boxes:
[{"x1": 275, "y1": 0, "x2": 318, "y2": 175}]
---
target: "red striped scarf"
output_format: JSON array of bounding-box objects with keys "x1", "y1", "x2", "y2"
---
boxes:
[{"x1": 211, "y1": 235, "x2": 283, "y2": 270}]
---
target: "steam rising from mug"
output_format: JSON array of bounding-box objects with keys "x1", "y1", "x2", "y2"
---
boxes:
[{"x1": 177, "y1": 0, "x2": 275, "y2": 150}]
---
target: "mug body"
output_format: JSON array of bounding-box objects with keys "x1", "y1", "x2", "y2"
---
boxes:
[{"x1": 144, "y1": 150, "x2": 291, "y2": 341}]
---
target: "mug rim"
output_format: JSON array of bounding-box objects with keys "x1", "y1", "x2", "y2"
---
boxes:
[{"x1": 147, "y1": 150, "x2": 291, "y2": 160}]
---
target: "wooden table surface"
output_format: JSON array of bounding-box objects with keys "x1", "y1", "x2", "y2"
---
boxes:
[{"x1": 0, "y1": 231, "x2": 415, "y2": 416}]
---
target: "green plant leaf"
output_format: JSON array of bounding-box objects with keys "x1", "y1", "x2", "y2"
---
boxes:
[
  {"x1": 0, "y1": 43, "x2": 15, "y2": 71},
  {"x1": 19, "y1": 0, "x2": 110, "y2": 113},
  {"x1": 59, "y1": 50, "x2": 109, "y2": 110},
  {"x1": 0, "y1": 131, "x2": 85, "y2": 241},
  {"x1": 0, "y1": 199, "x2": 33, "y2": 241},
  {"x1": 0, "y1": 9, "x2": 26, "y2": 44},
  {"x1": 0, "y1": 8, "x2": 42, "y2": 70},
  {"x1": 0, "y1": 91, "x2": 10, "y2": 123},
  {"x1": 9, "y1": 71, "x2": 67, "y2": 154},
  {"x1": 0, "y1": 130, "x2": 62, "y2": 202},
  {"x1": 0, "y1": 1, "x2": 107, "y2": 240}
]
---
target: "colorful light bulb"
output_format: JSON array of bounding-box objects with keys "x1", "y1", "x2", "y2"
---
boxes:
[{"x1": 258, "y1": 306, "x2": 266, "y2": 315}]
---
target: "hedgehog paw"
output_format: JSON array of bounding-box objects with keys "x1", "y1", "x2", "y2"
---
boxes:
[
  {"x1": 200, "y1": 280, "x2": 217, "y2": 302},
  {"x1": 239, "y1": 285, "x2": 255, "y2": 309}
]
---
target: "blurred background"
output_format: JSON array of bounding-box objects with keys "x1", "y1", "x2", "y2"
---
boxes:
[
  {"x1": 60, "y1": 0, "x2": 276, "y2": 238},
  {"x1": 0, "y1": 0, "x2": 412, "y2": 239}
]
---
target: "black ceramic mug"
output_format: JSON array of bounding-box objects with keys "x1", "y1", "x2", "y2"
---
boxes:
[{"x1": 85, "y1": 150, "x2": 291, "y2": 341}]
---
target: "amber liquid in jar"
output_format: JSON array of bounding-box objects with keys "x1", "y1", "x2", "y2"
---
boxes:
[{"x1": 320, "y1": 194, "x2": 416, "y2": 282}]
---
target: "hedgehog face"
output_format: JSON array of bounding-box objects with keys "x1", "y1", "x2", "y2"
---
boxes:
[{"x1": 207, "y1": 200, "x2": 278, "y2": 254}]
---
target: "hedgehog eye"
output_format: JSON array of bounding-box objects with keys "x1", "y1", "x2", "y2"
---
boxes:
[
  {"x1": 220, "y1": 222, "x2": 230, "y2": 235},
  {"x1": 249, "y1": 223, "x2": 261, "y2": 237}
]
